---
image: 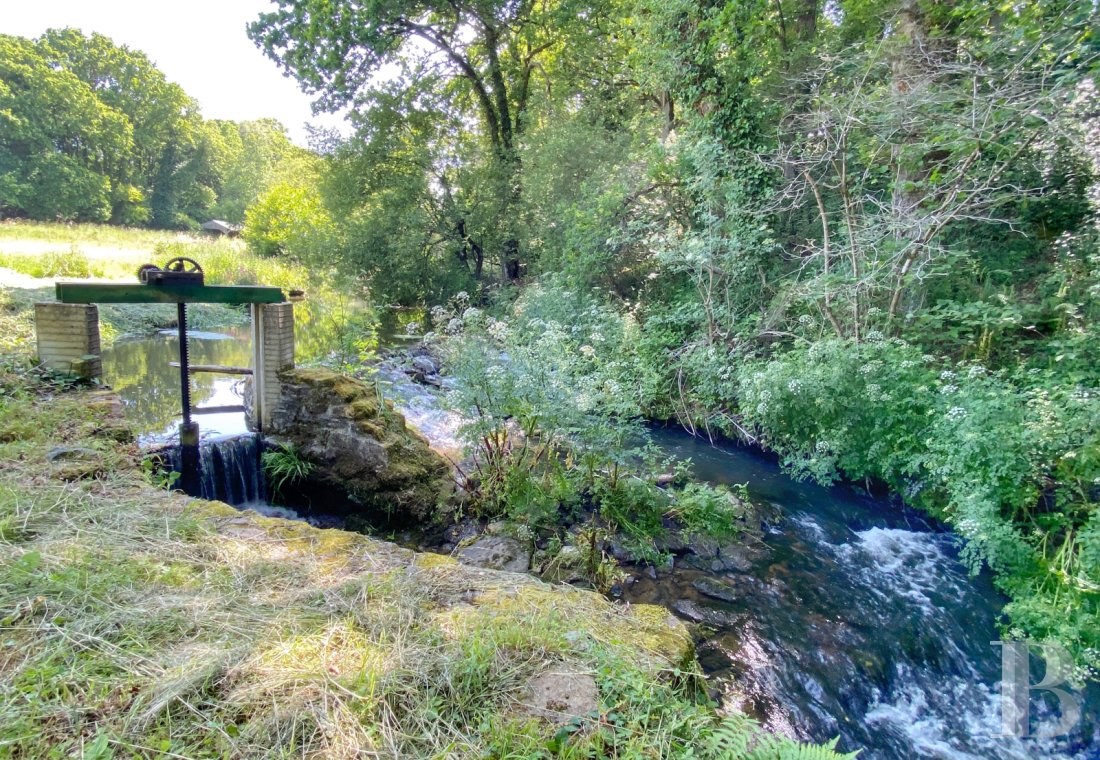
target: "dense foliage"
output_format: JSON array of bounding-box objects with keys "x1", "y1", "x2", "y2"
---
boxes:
[
  {"x1": 429, "y1": 289, "x2": 747, "y2": 581},
  {"x1": 251, "y1": 0, "x2": 1100, "y2": 677},
  {"x1": 0, "y1": 30, "x2": 309, "y2": 228}
]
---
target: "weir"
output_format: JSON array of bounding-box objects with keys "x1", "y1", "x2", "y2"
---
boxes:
[
  {"x1": 162, "y1": 434, "x2": 267, "y2": 506},
  {"x1": 34, "y1": 258, "x2": 295, "y2": 496}
]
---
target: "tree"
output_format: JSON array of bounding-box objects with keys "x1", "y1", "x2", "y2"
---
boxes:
[
  {"x1": 0, "y1": 35, "x2": 132, "y2": 222},
  {"x1": 249, "y1": 0, "x2": 604, "y2": 281},
  {"x1": 36, "y1": 28, "x2": 199, "y2": 224},
  {"x1": 752, "y1": 0, "x2": 1096, "y2": 340},
  {"x1": 243, "y1": 169, "x2": 336, "y2": 262},
  {"x1": 208, "y1": 118, "x2": 312, "y2": 223}
]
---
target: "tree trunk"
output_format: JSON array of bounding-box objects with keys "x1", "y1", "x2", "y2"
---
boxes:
[{"x1": 887, "y1": 0, "x2": 931, "y2": 320}]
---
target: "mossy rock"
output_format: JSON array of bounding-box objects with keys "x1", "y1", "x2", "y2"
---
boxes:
[
  {"x1": 266, "y1": 368, "x2": 453, "y2": 521},
  {"x1": 414, "y1": 553, "x2": 695, "y2": 672}
]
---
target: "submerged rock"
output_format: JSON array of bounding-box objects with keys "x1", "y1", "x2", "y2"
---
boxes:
[
  {"x1": 692, "y1": 577, "x2": 740, "y2": 603},
  {"x1": 265, "y1": 368, "x2": 453, "y2": 520},
  {"x1": 672, "y1": 599, "x2": 745, "y2": 628},
  {"x1": 457, "y1": 534, "x2": 531, "y2": 572}
]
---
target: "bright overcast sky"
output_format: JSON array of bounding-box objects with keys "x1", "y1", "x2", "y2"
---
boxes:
[{"x1": 1, "y1": 0, "x2": 347, "y2": 146}]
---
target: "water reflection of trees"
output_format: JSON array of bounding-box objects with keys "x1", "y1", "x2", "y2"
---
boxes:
[
  {"x1": 100, "y1": 303, "x2": 399, "y2": 437},
  {"x1": 102, "y1": 327, "x2": 253, "y2": 434}
]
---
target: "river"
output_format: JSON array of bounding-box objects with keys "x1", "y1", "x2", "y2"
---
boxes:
[{"x1": 100, "y1": 323, "x2": 1098, "y2": 759}]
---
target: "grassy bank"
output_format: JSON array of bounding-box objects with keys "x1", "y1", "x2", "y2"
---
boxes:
[
  {"x1": 0, "y1": 379, "x2": 696, "y2": 757},
  {"x1": 0, "y1": 220, "x2": 313, "y2": 291}
]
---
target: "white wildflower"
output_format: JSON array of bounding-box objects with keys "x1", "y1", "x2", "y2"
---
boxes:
[{"x1": 484, "y1": 318, "x2": 505, "y2": 340}]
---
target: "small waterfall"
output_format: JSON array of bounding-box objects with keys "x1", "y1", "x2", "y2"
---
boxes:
[
  {"x1": 166, "y1": 434, "x2": 267, "y2": 506},
  {"x1": 163, "y1": 434, "x2": 346, "y2": 528}
]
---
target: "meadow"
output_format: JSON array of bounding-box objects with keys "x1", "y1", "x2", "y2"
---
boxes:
[{"x1": 0, "y1": 221, "x2": 373, "y2": 362}]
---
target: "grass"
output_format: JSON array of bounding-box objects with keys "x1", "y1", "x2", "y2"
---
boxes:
[
  {"x1": 0, "y1": 220, "x2": 196, "y2": 250},
  {"x1": 0, "y1": 220, "x2": 312, "y2": 292}
]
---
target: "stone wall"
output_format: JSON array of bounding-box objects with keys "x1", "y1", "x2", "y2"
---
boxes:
[{"x1": 264, "y1": 368, "x2": 454, "y2": 520}]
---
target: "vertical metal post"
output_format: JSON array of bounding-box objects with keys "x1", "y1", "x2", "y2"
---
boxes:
[{"x1": 177, "y1": 302, "x2": 200, "y2": 495}]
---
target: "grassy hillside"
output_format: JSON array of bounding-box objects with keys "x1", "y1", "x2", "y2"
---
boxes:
[{"x1": 0, "y1": 220, "x2": 307, "y2": 289}]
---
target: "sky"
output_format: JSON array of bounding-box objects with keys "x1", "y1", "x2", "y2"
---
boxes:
[{"x1": 1, "y1": 0, "x2": 348, "y2": 146}]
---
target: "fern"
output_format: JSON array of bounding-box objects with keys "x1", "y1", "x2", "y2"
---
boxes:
[{"x1": 700, "y1": 714, "x2": 860, "y2": 759}]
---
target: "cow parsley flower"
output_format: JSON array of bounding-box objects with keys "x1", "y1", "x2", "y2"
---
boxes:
[{"x1": 946, "y1": 406, "x2": 967, "y2": 421}]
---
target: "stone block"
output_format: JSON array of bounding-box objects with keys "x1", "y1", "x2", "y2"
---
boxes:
[{"x1": 34, "y1": 303, "x2": 101, "y2": 379}]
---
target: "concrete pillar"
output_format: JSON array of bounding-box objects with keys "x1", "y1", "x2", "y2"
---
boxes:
[
  {"x1": 34, "y1": 303, "x2": 102, "y2": 380},
  {"x1": 250, "y1": 302, "x2": 294, "y2": 431}
]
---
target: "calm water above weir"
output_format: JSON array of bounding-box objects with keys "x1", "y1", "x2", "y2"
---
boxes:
[
  {"x1": 100, "y1": 327, "x2": 1097, "y2": 759},
  {"x1": 101, "y1": 325, "x2": 255, "y2": 442},
  {"x1": 99, "y1": 310, "x2": 421, "y2": 444}
]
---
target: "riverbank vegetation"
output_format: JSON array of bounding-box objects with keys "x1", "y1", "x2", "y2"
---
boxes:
[{"x1": 2, "y1": 0, "x2": 1098, "y2": 690}]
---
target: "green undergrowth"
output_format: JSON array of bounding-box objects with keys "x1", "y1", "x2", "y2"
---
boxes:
[
  {"x1": 433, "y1": 292, "x2": 760, "y2": 577},
  {"x1": 434, "y1": 277, "x2": 1100, "y2": 681},
  {"x1": 0, "y1": 351, "x2": 851, "y2": 758}
]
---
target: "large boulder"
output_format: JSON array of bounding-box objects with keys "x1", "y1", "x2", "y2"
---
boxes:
[{"x1": 265, "y1": 368, "x2": 453, "y2": 519}]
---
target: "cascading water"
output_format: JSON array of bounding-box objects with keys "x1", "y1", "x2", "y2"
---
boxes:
[
  {"x1": 163, "y1": 434, "x2": 266, "y2": 506},
  {"x1": 102, "y1": 329, "x2": 1098, "y2": 757},
  {"x1": 630, "y1": 427, "x2": 1098, "y2": 759},
  {"x1": 160, "y1": 433, "x2": 342, "y2": 525}
]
